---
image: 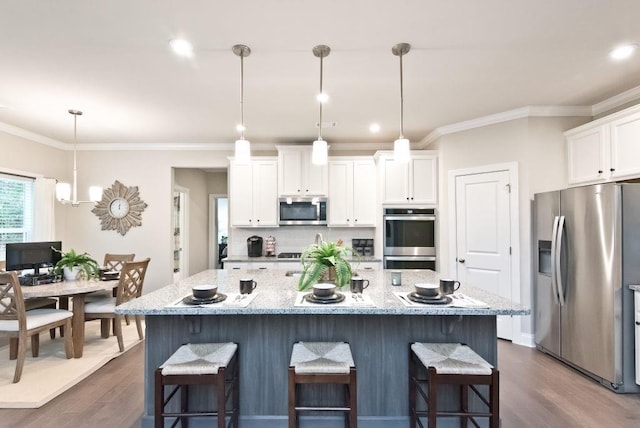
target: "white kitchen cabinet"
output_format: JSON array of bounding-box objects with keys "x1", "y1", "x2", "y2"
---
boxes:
[
  {"x1": 610, "y1": 110, "x2": 640, "y2": 180},
  {"x1": 229, "y1": 158, "x2": 278, "y2": 227},
  {"x1": 379, "y1": 152, "x2": 438, "y2": 204},
  {"x1": 277, "y1": 146, "x2": 328, "y2": 196},
  {"x1": 328, "y1": 159, "x2": 376, "y2": 227},
  {"x1": 352, "y1": 261, "x2": 381, "y2": 271},
  {"x1": 225, "y1": 261, "x2": 271, "y2": 270},
  {"x1": 566, "y1": 125, "x2": 608, "y2": 185},
  {"x1": 224, "y1": 261, "x2": 295, "y2": 270},
  {"x1": 567, "y1": 104, "x2": 640, "y2": 186}
]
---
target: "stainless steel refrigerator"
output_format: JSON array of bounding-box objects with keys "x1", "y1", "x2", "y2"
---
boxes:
[{"x1": 534, "y1": 183, "x2": 640, "y2": 393}]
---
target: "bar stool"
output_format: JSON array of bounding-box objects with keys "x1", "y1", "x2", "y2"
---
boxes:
[
  {"x1": 155, "y1": 343, "x2": 239, "y2": 428},
  {"x1": 289, "y1": 341, "x2": 357, "y2": 428},
  {"x1": 409, "y1": 342, "x2": 499, "y2": 428}
]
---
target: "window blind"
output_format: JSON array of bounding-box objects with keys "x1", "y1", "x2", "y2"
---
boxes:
[{"x1": 0, "y1": 173, "x2": 35, "y2": 260}]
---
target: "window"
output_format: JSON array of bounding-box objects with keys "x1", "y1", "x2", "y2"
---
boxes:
[{"x1": 0, "y1": 173, "x2": 35, "y2": 260}]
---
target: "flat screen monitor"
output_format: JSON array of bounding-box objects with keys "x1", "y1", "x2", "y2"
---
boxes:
[{"x1": 5, "y1": 241, "x2": 62, "y2": 276}]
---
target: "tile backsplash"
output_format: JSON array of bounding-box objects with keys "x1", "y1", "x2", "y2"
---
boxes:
[{"x1": 229, "y1": 226, "x2": 375, "y2": 257}]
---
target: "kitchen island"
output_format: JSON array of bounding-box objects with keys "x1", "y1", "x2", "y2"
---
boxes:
[{"x1": 118, "y1": 269, "x2": 528, "y2": 428}]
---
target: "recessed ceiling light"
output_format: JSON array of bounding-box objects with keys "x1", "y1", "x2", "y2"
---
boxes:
[
  {"x1": 169, "y1": 38, "x2": 194, "y2": 57},
  {"x1": 369, "y1": 123, "x2": 381, "y2": 133},
  {"x1": 316, "y1": 92, "x2": 329, "y2": 103},
  {"x1": 610, "y1": 43, "x2": 638, "y2": 61}
]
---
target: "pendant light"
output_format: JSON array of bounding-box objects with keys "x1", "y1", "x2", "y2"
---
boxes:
[
  {"x1": 392, "y1": 43, "x2": 411, "y2": 163},
  {"x1": 312, "y1": 45, "x2": 330, "y2": 165},
  {"x1": 55, "y1": 109, "x2": 103, "y2": 207},
  {"x1": 233, "y1": 44, "x2": 251, "y2": 164}
]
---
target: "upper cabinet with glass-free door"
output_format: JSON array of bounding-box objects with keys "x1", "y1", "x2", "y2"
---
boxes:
[
  {"x1": 229, "y1": 158, "x2": 278, "y2": 227},
  {"x1": 377, "y1": 151, "x2": 438, "y2": 205},
  {"x1": 567, "y1": 104, "x2": 640, "y2": 186},
  {"x1": 327, "y1": 158, "x2": 376, "y2": 227},
  {"x1": 277, "y1": 146, "x2": 328, "y2": 196}
]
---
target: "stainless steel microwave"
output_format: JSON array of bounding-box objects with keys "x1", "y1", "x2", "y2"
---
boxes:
[{"x1": 279, "y1": 197, "x2": 327, "y2": 226}]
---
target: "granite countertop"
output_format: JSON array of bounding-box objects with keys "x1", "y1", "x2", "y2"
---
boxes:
[
  {"x1": 629, "y1": 285, "x2": 640, "y2": 291},
  {"x1": 117, "y1": 269, "x2": 529, "y2": 316},
  {"x1": 223, "y1": 256, "x2": 381, "y2": 263}
]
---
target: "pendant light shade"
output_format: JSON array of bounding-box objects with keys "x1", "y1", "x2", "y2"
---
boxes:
[
  {"x1": 312, "y1": 138, "x2": 328, "y2": 165},
  {"x1": 392, "y1": 43, "x2": 411, "y2": 163},
  {"x1": 312, "y1": 45, "x2": 330, "y2": 165},
  {"x1": 55, "y1": 182, "x2": 71, "y2": 202},
  {"x1": 235, "y1": 138, "x2": 251, "y2": 163},
  {"x1": 233, "y1": 44, "x2": 251, "y2": 164},
  {"x1": 56, "y1": 109, "x2": 103, "y2": 207},
  {"x1": 393, "y1": 137, "x2": 411, "y2": 163}
]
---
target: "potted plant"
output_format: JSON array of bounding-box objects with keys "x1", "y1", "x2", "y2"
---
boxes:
[
  {"x1": 52, "y1": 248, "x2": 100, "y2": 281},
  {"x1": 298, "y1": 239, "x2": 357, "y2": 291}
]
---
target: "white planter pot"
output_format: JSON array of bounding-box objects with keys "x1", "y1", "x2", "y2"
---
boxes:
[{"x1": 63, "y1": 266, "x2": 81, "y2": 281}]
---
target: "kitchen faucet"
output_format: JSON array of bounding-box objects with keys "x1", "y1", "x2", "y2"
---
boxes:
[{"x1": 315, "y1": 233, "x2": 323, "y2": 246}]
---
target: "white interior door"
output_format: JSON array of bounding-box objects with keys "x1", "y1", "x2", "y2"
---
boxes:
[{"x1": 454, "y1": 170, "x2": 513, "y2": 339}]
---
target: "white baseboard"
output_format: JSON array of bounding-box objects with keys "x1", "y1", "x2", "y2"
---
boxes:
[{"x1": 512, "y1": 332, "x2": 535, "y2": 348}]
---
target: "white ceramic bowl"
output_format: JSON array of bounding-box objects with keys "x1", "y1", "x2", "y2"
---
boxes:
[
  {"x1": 313, "y1": 283, "x2": 336, "y2": 298},
  {"x1": 192, "y1": 284, "x2": 218, "y2": 299},
  {"x1": 414, "y1": 283, "x2": 440, "y2": 298}
]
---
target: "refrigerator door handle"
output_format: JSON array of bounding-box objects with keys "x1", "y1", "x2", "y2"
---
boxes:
[
  {"x1": 556, "y1": 215, "x2": 566, "y2": 306},
  {"x1": 551, "y1": 215, "x2": 560, "y2": 305}
]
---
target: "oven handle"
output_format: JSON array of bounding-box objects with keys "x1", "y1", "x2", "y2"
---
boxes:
[
  {"x1": 384, "y1": 256, "x2": 437, "y2": 261},
  {"x1": 383, "y1": 215, "x2": 436, "y2": 221}
]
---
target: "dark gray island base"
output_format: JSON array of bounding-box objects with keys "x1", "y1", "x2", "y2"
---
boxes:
[{"x1": 118, "y1": 269, "x2": 529, "y2": 428}]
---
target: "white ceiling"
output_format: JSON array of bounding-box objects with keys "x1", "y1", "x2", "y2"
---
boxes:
[{"x1": 1, "y1": 1, "x2": 640, "y2": 150}]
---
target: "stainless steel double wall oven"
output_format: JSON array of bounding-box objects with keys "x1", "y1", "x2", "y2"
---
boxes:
[{"x1": 383, "y1": 208, "x2": 436, "y2": 269}]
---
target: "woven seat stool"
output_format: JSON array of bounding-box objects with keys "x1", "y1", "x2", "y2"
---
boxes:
[
  {"x1": 155, "y1": 342, "x2": 239, "y2": 428},
  {"x1": 409, "y1": 343, "x2": 499, "y2": 428},
  {"x1": 289, "y1": 341, "x2": 357, "y2": 428}
]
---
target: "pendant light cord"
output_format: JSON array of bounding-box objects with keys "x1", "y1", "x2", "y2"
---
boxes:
[
  {"x1": 69, "y1": 109, "x2": 82, "y2": 203},
  {"x1": 399, "y1": 51, "x2": 404, "y2": 138},
  {"x1": 73, "y1": 113, "x2": 78, "y2": 176},
  {"x1": 240, "y1": 50, "x2": 245, "y2": 140},
  {"x1": 318, "y1": 54, "x2": 324, "y2": 140}
]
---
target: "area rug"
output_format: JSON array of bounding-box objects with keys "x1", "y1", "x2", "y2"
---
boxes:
[{"x1": 0, "y1": 319, "x2": 144, "y2": 408}]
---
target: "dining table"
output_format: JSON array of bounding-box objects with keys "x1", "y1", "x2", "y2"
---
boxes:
[{"x1": 21, "y1": 278, "x2": 119, "y2": 358}]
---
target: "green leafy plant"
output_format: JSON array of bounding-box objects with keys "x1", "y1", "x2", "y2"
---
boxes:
[
  {"x1": 52, "y1": 248, "x2": 100, "y2": 280},
  {"x1": 298, "y1": 239, "x2": 357, "y2": 291}
]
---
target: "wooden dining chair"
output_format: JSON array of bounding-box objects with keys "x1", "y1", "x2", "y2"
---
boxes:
[
  {"x1": 87, "y1": 253, "x2": 136, "y2": 335},
  {"x1": 103, "y1": 253, "x2": 136, "y2": 272},
  {"x1": 83, "y1": 258, "x2": 150, "y2": 352},
  {"x1": 0, "y1": 271, "x2": 74, "y2": 383}
]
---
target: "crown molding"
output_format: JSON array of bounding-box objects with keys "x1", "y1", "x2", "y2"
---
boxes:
[
  {"x1": 591, "y1": 84, "x2": 640, "y2": 116},
  {"x1": 0, "y1": 122, "x2": 67, "y2": 150},
  {"x1": 4, "y1": 86, "x2": 640, "y2": 152},
  {"x1": 77, "y1": 142, "x2": 238, "y2": 151},
  {"x1": 418, "y1": 105, "x2": 593, "y2": 147}
]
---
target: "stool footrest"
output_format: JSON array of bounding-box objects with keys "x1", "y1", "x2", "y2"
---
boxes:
[
  {"x1": 163, "y1": 411, "x2": 220, "y2": 417},
  {"x1": 415, "y1": 410, "x2": 493, "y2": 417},
  {"x1": 296, "y1": 406, "x2": 351, "y2": 412}
]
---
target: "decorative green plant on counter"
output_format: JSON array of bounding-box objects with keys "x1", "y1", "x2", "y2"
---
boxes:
[
  {"x1": 298, "y1": 239, "x2": 357, "y2": 291},
  {"x1": 52, "y1": 247, "x2": 100, "y2": 280}
]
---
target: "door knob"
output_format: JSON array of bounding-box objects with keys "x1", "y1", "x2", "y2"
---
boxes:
[{"x1": 458, "y1": 258, "x2": 466, "y2": 263}]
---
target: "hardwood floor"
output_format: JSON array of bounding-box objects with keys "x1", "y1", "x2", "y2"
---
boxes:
[
  {"x1": 0, "y1": 342, "x2": 144, "y2": 428},
  {"x1": 499, "y1": 340, "x2": 640, "y2": 427},
  {"x1": 1, "y1": 339, "x2": 639, "y2": 427}
]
